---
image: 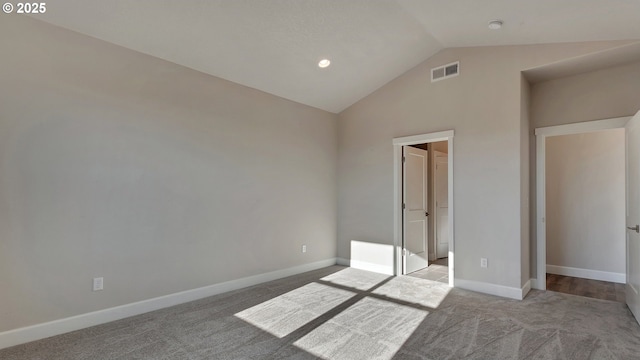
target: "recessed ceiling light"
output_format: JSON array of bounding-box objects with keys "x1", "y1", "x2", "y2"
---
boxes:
[
  {"x1": 488, "y1": 20, "x2": 503, "y2": 30},
  {"x1": 318, "y1": 59, "x2": 331, "y2": 68}
]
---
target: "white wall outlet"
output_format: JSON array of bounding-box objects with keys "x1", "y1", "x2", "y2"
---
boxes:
[
  {"x1": 93, "y1": 277, "x2": 104, "y2": 291},
  {"x1": 480, "y1": 258, "x2": 488, "y2": 268},
  {"x1": 302, "y1": 245, "x2": 307, "y2": 253}
]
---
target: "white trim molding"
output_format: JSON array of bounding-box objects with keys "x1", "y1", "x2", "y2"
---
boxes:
[
  {"x1": 455, "y1": 279, "x2": 531, "y2": 300},
  {"x1": 350, "y1": 260, "x2": 394, "y2": 275},
  {"x1": 521, "y1": 280, "x2": 532, "y2": 299},
  {"x1": 0, "y1": 258, "x2": 338, "y2": 350},
  {"x1": 534, "y1": 116, "x2": 631, "y2": 290},
  {"x1": 337, "y1": 257, "x2": 395, "y2": 275},
  {"x1": 530, "y1": 278, "x2": 540, "y2": 290},
  {"x1": 534, "y1": 117, "x2": 630, "y2": 137},
  {"x1": 392, "y1": 130, "x2": 453, "y2": 146},
  {"x1": 547, "y1": 265, "x2": 625, "y2": 284},
  {"x1": 393, "y1": 130, "x2": 454, "y2": 288}
]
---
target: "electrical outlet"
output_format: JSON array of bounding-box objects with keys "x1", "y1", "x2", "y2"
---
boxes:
[
  {"x1": 302, "y1": 245, "x2": 307, "y2": 253},
  {"x1": 93, "y1": 277, "x2": 104, "y2": 291},
  {"x1": 480, "y1": 258, "x2": 488, "y2": 268}
]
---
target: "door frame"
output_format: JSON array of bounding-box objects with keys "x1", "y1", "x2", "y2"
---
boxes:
[
  {"x1": 433, "y1": 150, "x2": 449, "y2": 260},
  {"x1": 393, "y1": 130, "x2": 454, "y2": 287},
  {"x1": 534, "y1": 116, "x2": 630, "y2": 290}
]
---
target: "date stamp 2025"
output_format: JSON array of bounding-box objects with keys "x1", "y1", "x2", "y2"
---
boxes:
[{"x1": 3, "y1": 2, "x2": 46, "y2": 14}]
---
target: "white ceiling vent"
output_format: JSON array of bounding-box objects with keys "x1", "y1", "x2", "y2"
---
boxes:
[{"x1": 431, "y1": 61, "x2": 459, "y2": 82}]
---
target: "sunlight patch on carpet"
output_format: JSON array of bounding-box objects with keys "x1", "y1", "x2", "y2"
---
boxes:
[
  {"x1": 294, "y1": 297, "x2": 428, "y2": 360},
  {"x1": 320, "y1": 267, "x2": 391, "y2": 291},
  {"x1": 372, "y1": 276, "x2": 451, "y2": 308},
  {"x1": 234, "y1": 282, "x2": 355, "y2": 338}
]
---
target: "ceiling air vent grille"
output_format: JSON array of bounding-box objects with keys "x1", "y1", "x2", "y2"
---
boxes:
[{"x1": 431, "y1": 61, "x2": 459, "y2": 82}]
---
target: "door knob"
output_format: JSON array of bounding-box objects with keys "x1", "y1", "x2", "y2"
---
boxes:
[
  {"x1": 425, "y1": 212, "x2": 429, "y2": 217},
  {"x1": 627, "y1": 225, "x2": 639, "y2": 233}
]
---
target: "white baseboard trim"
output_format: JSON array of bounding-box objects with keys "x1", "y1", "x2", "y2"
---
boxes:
[
  {"x1": 349, "y1": 260, "x2": 394, "y2": 275},
  {"x1": 455, "y1": 278, "x2": 530, "y2": 300},
  {"x1": 0, "y1": 258, "x2": 338, "y2": 350},
  {"x1": 337, "y1": 257, "x2": 395, "y2": 275},
  {"x1": 521, "y1": 279, "x2": 532, "y2": 299},
  {"x1": 336, "y1": 258, "x2": 394, "y2": 276},
  {"x1": 530, "y1": 278, "x2": 542, "y2": 290},
  {"x1": 546, "y1": 265, "x2": 625, "y2": 284}
]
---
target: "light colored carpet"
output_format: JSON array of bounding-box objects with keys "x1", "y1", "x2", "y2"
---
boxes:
[{"x1": 1, "y1": 265, "x2": 639, "y2": 359}]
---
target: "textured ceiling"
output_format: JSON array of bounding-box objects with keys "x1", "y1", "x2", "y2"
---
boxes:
[{"x1": 30, "y1": 0, "x2": 640, "y2": 113}]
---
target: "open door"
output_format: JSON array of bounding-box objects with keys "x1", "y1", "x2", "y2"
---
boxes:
[
  {"x1": 626, "y1": 110, "x2": 640, "y2": 325},
  {"x1": 403, "y1": 146, "x2": 429, "y2": 274}
]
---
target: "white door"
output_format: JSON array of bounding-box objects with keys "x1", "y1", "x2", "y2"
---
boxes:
[
  {"x1": 435, "y1": 153, "x2": 449, "y2": 259},
  {"x1": 403, "y1": 146, "x2": 429, "y2": 274},
  {"x1": 626, "y1": 110, "x2": 640, "y2": 325}
]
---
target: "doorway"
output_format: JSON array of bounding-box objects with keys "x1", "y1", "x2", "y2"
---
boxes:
[
  {"x1": 542, "y1": 128, "x2": 626, "y2": 302},
  {"x1": 535, "y1": 116, "x2": 630, "y2": 292},
  {"x1": 393, "y1": 130, "x2": 454, "y2": 287}
]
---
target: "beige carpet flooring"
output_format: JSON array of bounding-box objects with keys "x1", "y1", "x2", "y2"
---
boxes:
[{"x1": 2, "y1": 265, "x2": 639, "y2": 359}]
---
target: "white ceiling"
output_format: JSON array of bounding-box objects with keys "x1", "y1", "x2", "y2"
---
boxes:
[{"x1": 32, "y1": 0, "x2": 640, "y2": 113}]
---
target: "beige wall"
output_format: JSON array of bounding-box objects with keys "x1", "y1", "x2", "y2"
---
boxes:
[
  {"x1": 529, "y1": 60, "x2": 640, "y2": 280},
  {"x1": 545, "y1": 130, "x2": 625, "y2": 274},
  {"x1": 338, "y1": 41, "x2": 634, "y2": 290},
  {"x1": 431, "y1": 141, "x2": 448, "y2": 154},
  {"x1": 0, "y1": 16, "x2": 338, "y2": 332},
  {"x1": 532, "y1": 61, "x2": 640, "y2": 128}
]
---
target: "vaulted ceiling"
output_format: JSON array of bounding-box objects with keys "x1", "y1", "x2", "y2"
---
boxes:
[{"x1": 32, "y1": 0, "x2": 640, "y2": 113}]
